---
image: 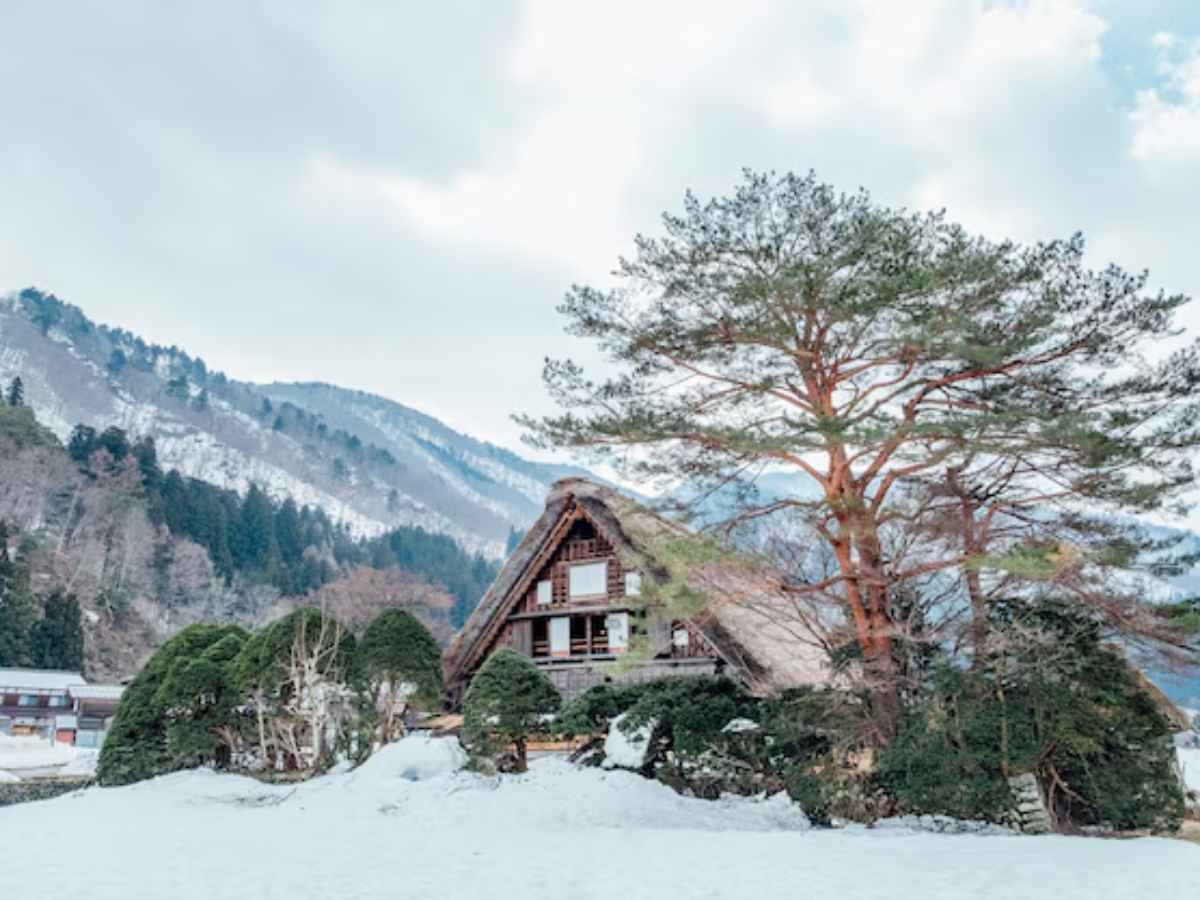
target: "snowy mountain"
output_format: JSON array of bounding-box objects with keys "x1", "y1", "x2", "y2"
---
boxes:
[{"x1": 0, "y1": 289, "x2": 594, "y2": 558}]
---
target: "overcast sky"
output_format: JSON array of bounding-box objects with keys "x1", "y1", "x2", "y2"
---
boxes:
[{"x1": 3, "y1": 0, "x2": 1200, "y2": 455}]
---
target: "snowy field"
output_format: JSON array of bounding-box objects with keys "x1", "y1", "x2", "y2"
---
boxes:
[
  {"x1": 0, "y1": 732, "x2": 98, "y2": 779},
  {"x1": 1181, "y1": 747, "x2": 1200, "y2": 794},
  {"x1": 1, "y1": 737, "x2": 1196, "y2": 899}
]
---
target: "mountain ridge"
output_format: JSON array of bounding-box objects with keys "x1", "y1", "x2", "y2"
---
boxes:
[{"x1": 0, "y1": 288, "x2": 594, "y2": 558}]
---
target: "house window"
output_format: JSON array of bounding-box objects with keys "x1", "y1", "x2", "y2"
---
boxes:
[
  {"x1": 17, "y1": 695, "x2": 39, "y2": 707},
  {"x1": 606, "y1": 612, "x2": 630, "y2": 652},
  {"x1": 569, "y1": 561, "x2": 608, "y2": 599},
  {"x1": 536, "y1": 580, "x2": 552, "y2": 606},
  {"x1": 48, "y1": 695, "x2": 68, "y2": 708},
  {"x1": 673, "y1": 628, "x2": 690, "y2": 649},
  {"x1": 624, "y1": 571, "x2": 642, "y2": 596},
  {"x1": 549, "y1": 617, "x2": 571, "y2": 656},
  {"x1": 532, "y1": 618, "x2": 549, "y2": 657}
]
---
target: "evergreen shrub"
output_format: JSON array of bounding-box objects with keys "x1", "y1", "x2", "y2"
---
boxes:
[{"x1": 461, "y1": 649, "x2": 560, "y2": 772}]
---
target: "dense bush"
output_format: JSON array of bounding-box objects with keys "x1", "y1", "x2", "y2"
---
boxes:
[
  {"x1": 462, "y1": 649, "x2": 560, "y2": 772},
  {"x1": 614, "y1": 676, "x2": 757, "y2": 756},
  {"x1": 358, "y1": 609, "x2": 443, "y2": 741},
  {"x1": 101, "y1": 606, "x2": 446, "y2": 785},
  {"x1": 559, "y1": 677, "x2": 874, "y2": 821},
  {"x1": 878, "y1": 601, "x2": 1186, "y2": 833},
  {"x1": 98, "y1": 624, "x2": 249, "y2": 786}
]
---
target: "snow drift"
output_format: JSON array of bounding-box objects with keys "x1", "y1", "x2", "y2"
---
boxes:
[{"x1": 0, "y1": 736, "x2": 1196, "y2": 899}]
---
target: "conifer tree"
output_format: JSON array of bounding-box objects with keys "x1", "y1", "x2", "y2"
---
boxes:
[
  {"x1": 6, "y1": 376, "x2": 24, "y2": 407},
  {"x1": 358, "y1": 609, "x2": 443, "y2": 742},
  {"x1": 462, "y1": 648, "x2": 560, "y2": 771},
  {"x1": 68, "y1": 424, "x2": 98, "y2": 464},
  {"x1": 519, "y1": 171, "x2": 1200, "y2": 736},
  {"x1": 0, "y1": 534, "x2": 39, "y2": 668},
  {"x1": 98, "y1": 623, "x2": 249, "y2": 785},
  {"x1": 233, "y1": 483, "x2": 279, "y2": 575},
  {"x1": 30, "y1": 590, "x2": 84, "y2": 671}
]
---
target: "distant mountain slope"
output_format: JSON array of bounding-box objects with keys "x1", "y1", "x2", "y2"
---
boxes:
[
  {"x1": 0, "y1": 401, "x2": 461, "y2": 680},
  {"x1": 0, "y1": 289, "x2": 593, "y2": 557}
]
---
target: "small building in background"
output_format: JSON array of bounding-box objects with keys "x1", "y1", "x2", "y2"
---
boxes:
[{"x1": 0, "y1": 668, "x2": 125, "y2": 746}]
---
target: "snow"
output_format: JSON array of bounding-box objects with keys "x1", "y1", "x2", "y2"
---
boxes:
[
  {"x1": 0, "y1": 733, "x2": 84, "y2": 770},
  {"x1": 2, "y1": 735, "x2": 1195, "y2": 898},
  {"x1": 0, "y1": 667, "x2": 83, "y2": 690},
  {"x1": 602, "y1": 712, "x2": 656, "y2": 769},
  {"x1": 722, "y1": 717, "x2": 761, "y2": 734},
  {"x1": 58, "y1": 750, "x2": 99, "y2": 778},
  {"x1": 1179, "y1": 747, "x2": 1200, "y2": 794},
  {"x1": 351, "y1": 734, "x2": 467, "y2": 782},
  {"x1": 0, "y1": 769, "x2": 19, "y2": 783}
]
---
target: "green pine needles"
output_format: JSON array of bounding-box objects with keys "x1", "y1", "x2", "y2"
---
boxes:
[{"x1": 461, "y1": 649, "x2": 560, "y2": 772}]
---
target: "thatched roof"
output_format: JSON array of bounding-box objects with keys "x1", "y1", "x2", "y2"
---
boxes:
[{"x1": 444, "y1": 478, "x2": 833, "y2": 698}]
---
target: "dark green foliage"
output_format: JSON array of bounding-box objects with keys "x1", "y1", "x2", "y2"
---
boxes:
[
  {"x1": 876, "y1": 668, "x2": 1020, "y2": 822},
  {"x1": 98, "y1": 623, "x2": 249, "y2": 786},
  {"x1": 363, "y1": 526, "x2": 499, "y2": 628},
  {"x1": 462, "y1": 649, "x2": 560, "y2": 771},
  {"x1": 556, "y1": 682, "x2": 643, "y2": 736},
  {"x1": 158, "y1": 630, "x2": 250, "y2": 767},
  {"x1": 358, "y1": 610, "x2": 443, "y2": 742},
  {"x1": 358, "y1": 609, "x2": 443, "y2": 712},
  {"x1": 6, "y1": 377, "x2": 24, "y2": 407},
  {"x1": 107, "y1": 349, "x2": 126, "y2": 374},
  {"x1": 29, "y1": 590, "x2": 84, "y2": 670},
  {"x1": 68, "y1": 424, "x2": 97, "y2": 464},
  {"x1": 878, "y1": 601, "x2": 1186, "y2": 831},
  {"x1": 616, "y1": 676, "x2": 756, "y2": 757},
  {"x1": 233, "y1": 608, "x2": 357, "y2": 700},
  {"x1": 65, "y1": 416, "x2": 492, "y2": 608},
  {"x1": 166, "y1": 375, "x2": 189, "y2": 401},
  {"x1": 97, "y1": 426, "x2": 129, "y2": 462},
  {"x1": 0, "y1": 526, "x2": 39, "y2": 668},
  {"x1": 233, "y1": 484, "x2": 280, "y2": 575}
]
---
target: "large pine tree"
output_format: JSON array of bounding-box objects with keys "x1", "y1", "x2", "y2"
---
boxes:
[{"x1": 519, "y1": 171, "x2": 1200, "y2": 735}]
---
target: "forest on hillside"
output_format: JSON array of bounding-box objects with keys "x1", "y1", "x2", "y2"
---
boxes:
[{"x1": 0, "y1": 392, "x2": 499, "y2": 677}]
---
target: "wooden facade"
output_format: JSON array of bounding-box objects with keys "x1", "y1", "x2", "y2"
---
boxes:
[
  {"x1": 445, "y1": 479, "x2": 836, "y2": 707},
  {"x1": 447, "y1": 493, "x2": 725, "y2": 703}
]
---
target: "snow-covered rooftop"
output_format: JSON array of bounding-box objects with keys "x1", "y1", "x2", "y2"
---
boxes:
[
  {"x1": 67, "y1": 684, "x2": 124, "y2": 701},
  {"x1": 0, "y1": 669, "x2": 83, "y2": 692}
]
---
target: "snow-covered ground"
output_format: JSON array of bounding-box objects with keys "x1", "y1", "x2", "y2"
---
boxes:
[
  {"x1": 0, "y1": 733, "x2": 98, "y2": 779},
  {"x1": 1, "y1": 737, "x2": 1196, "y2": 898},
  {"x1": 1180, "y1": 747, "x2": 1200, "y2": 795}
]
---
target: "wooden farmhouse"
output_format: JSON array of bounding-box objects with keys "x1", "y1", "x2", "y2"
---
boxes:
[{"x1": 445, "y1": 478, "x2": 832, "y2": 704}]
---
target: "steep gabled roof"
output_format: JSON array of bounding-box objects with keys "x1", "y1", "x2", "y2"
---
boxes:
[{"x1": 444, "y1": 478, "x2": 832, "y2": 697}]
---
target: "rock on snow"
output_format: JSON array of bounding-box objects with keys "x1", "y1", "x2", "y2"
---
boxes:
[
  {"x1": 0, "y1": 736, "x2": 1197, "y2": 899},
  {"x1": 602, "y1": 712, "x2": 656, "y2": 770}
]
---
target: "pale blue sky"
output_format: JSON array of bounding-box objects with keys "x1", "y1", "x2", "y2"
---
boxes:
[{"x1": 2, "y1": 1, "x2": 1199, "y2": 453}]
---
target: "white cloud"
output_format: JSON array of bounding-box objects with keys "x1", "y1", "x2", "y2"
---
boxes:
[
  {"x1": 358, "y1": 0, "x2": 1114, "y2": 271},
  {"x1": 1151, "y1": 31, "x2": 1177, "y2": 49},
  {"x1": 1131, "y1": 40, "x2": 1200, "y2": 168}
]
